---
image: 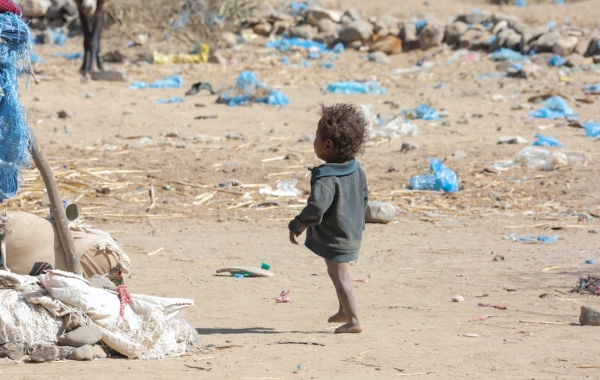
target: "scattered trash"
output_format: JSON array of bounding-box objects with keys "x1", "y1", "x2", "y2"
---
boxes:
[
  {"x1": 219, "y1": 71, "x2": 290, "y2": 107},
  {"x1": 259, "y1": 179, "x2": 303, "y2": 197},
  {"x1": 469, "y1": 316, "x2": 492, "y2": 322},
  {"x1": 584, "y1": 122, "x2": 600, "y2": 138},
  {"x1": 152, "y1": 46, "x2": 209, "y2": 64},
  {"x1": 478, "y1": 303, "x2": 507, "y2": 310},
  {"x1": 409, "y1": 159, "x2": 459, "y2": 193},
  {"x1": 216, "y1": 266, "x2": 274, "y2": 277},
  {"x1": 571, "y1": 275, "x2": 600, "y2": 295},
  {"x1": 509, "y1": 233, "x2": 559, "y2": 244},
  {"x1": 365, "y1": 201, "x2": 396, "y2": 223},
  {"x1": 130, "y1": 74, "x2": 183, "y2": 90},
  {"x1": 186, "y1": 82, "x2": 216, "y2": 96},
  {"x1": 585, "y1": 259, "x2": 595, "y2": 264},
  {"x1": 531, "y1": 133, "x2": 565, "y2": 147},
  {"x1": 458, "y1": 333, "x2": 479, "y2": 338},
  {"x1": 548, "y1": 55, "x2": 566, "y2": 67},
  {"x1": 452, "y1": 295, "x2": 464, "y2": 302},
  {"x1": 498, "y1": 136, "x2": 528, "y2": 145},
  {"x1": 491, "y1": 48, "x2": 527, "y2": 62},
  {"x1": 493, "y1": 255, "x2": 505, "y2": 261},
  {"x1": 195, "y1": 115, "x2": 217, "y2": 120},
  {"x1": 53, "y1": 52, "x2": 82, "y2": 60},
  {"x1": 155, "y1": 97, "x2": 184, "y2": 104},
  {"x1": 514, "y1": 146, "x2": 593, "y2": 171},
  {"x1": 276, "y1": 290, "x2": 293, "y2": 303},
  {"x1": 353, "y1": 278, "x2": 368, "y2": 283},
  {"x1": 583, "y1": 84, "x2": 600, "y2": 95},
  {"x1": 403, "y1": 104, "x2": 441, "y2": 120},
  {"x1": 327, "y1": 80, "x2": 386, "y2": 95},
  {"x1": 529, "y1": 96, "x2": 576, "y2": 120},
  {"x1": 503, "y1": 287, "x2": 517, "y2": 292}
]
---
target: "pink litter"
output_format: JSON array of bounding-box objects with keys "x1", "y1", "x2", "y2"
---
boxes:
[{"x1": 276, "y1": 290, "x2": 293, "y2": 303}]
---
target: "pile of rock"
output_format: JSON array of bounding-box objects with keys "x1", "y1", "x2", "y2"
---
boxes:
[{"x1": 15, "y1": 0, "x2": 77, "y2": 27}]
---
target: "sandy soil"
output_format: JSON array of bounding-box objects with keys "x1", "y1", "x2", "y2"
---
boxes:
[{"x1": 2, "y1": 0, "x2": 600, "y2": 378}]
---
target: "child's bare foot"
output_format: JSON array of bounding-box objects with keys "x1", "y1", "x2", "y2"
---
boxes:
[
  {"x1": 334, "y1": 322, "x2": 363, "y2": 334},
  {"x1": 328, "y1": 311, "x2": 348, "y2": 323}
]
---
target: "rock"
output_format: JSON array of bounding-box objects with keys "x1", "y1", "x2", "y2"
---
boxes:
[
  {"x1": 444, "y1": 21, "x2": 468, "y2": 46},
  {"x1": 56, "y1": 346, "x2": 73, "y2": 359},
  {"x1": 401, "y1": 22, "x2": 418, "y2": 46},
  {"x1": 400, "y1": 142, "x2": 418, "y2": 153},
  {"x1": 491, "y1": 12, "x2": 520, "y2": 26},
  {"x1": 574, "y1": 39, "x2": 589, "y2": 55},
  {"x1": 39, "y1": 29, "x2": 54, "y2": 45},
  {"x1": 343, "y1": 8, "x2": 360, "y2": 22},
  {"x1": 92, "y1": 345, "x2": 107, "y2": 359},
  {"x1": 369, "y1": 51, "x2": 390, "y2": 65},
  {"x1": 580, "y1": 306, "x2": 600, "y2": 326},
  {"x1": 566, "y1": 53, "x2": 588, "y2": 67},
  {"x1": 58, "y1": 324, "x2": 102, "y2": 348},
  {"x1": 289, "y1": 24, "x2": 317, "y2": 40},
  {"x1": 253, "y1": 22, "x2": 272, "y2": 36},
  {"x1": 88, "y1": 274, "x2": 116, "y2": 290},
  {"x1": 17, "y1": 0, "x2": 51, "y2": 18},
  {"x1": 0, "y1": 343, "x2": 25, "y2": 361},
  {"x1": 459, "y1": 29, "x2": 484, "y2": 50},
  {"x1": 594, "y1": 55, "x2": 600, "y2": 64},
  {"x1": 447, "y1": 150, "x2": 468, "y2": 161},
  {"x1": 419, "y1": 22, "x2": 445, "y2": 50},
  {"x1": 470, "y1": 32, "x2": 494, "y2": 51},
  {"x1": 63, "y1": 125, "x2": 75, "y2": 134},
  {"x1": 29, "y1": 345, "x2": 59, "y2": 363},
  {"x1": 57, "y1": 109, "x2": 72, "y2": 119},
  {"x1": 91, "y1": 70, "x2": 129, "y2": 82},
  {"x1": 103, "y1": 50, "x2": 126, "y2": 63},
  {"x1": 553, "y1": 37, "x2": 579, "y2": 57},
  {"x1": 305, "y1": 6, "x2": 340, "y2": 26},
  {"x1": 316, "y1": 18, "x2": 336, "y2": 34},
  {"x1": 504, "y1": 30, "x2": 522, "y2": 51},
  {"x1": 46, "y1": 0, "x2": 68, "y2": 19},
  {"x1": 67, "y1": 345, "x2": 93, "y2": 361},
  {"x1": 533, "y1": 31, "x2": 560, "y2": 53},
  {"x1": 339, "y1": 20, "x2": 373, "y2": 44},
  {"x1": 373, "y1": 19, "x2": 389, "y2": 37},
  {"x1": 585, "y1": 37, "x2": 600, "y2": 57},
  {"x1": 461, "y1": 12, "x2": 491, "y2": 25},
  {"x1": 530, "y1": 52, "x2": 555, "y2": 66},
  {"x1": 62, "y1": 0, "x2": 76, "y2": 16},
  {"x1": 492, "y1": 20, "x2": 508, "y2": 35},
  {"x1": 221, "y1": 31, "x2": 237, "y2": 48},
  {"x1": 365, "y1": 201, "x2": 396, "y2": 224},
  {"x1": 349, "y1": 40, "x2": 363, "y2": 49},
  {"x1": 340, "y1": 15, "x2": 353, "y2": 26},
  {"x1": 378, "y1": 14, "x2": 397, "y2": 30},
  {"x1": 452, "y1": 295, "x2": 464, "y2": 302},
  {"x1": 208, "y1": 51, "x2": 227, "y2": 65},
  {"x1": 498, "y1": 136, "x2": 528, "y2": 144},
  {"x1": 314, "y1": 32, "x2": 338, "y2": 46}
]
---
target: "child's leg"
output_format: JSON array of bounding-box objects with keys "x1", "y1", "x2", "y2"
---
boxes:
[{"x1": 325, "y1": 259, "x2": 362, "y2": 334}]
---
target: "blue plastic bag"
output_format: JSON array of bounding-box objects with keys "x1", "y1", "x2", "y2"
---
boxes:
[
  {"x1": 584, "y1": 122, "x2": 600, "y2": 138},
  {"x1": 515, "y1": 0, "x2": 527, "y2": 6},
  {"x1": 267, "y1": 90, "x2": 290, "y2": 106},
  {"x1": 403, "y1": 104, "x2": 441, "y2": 120},
  {"x1": 531, "y1": 133, "x2": 565, "y2": 147},
  {"x1": 529, "y1": 96, "x2": 575, "y2": 120},
  {"x1": 584, "y1": 84, "x2": 600, "y2": 94},
  {"x1": 321, "y1": 62, "x2": 335, "y2": 69},
  {"x1": 222, "y1": 71, "x2": 289, "y2": 107},
  {"x1": 130, "y1": 74, "x2": 183, "y2": 90},
  {"x1": 154, "y1": 96, "x2": 184, "y2": 104},
  {"x1": 409, "y1": 159, "x2": 459, "y2": 193},
  {"x1": 327, "y1": 80, "x2": 386, "y2": 95},
  {"x1": 513, "y1": 234, "x2": 559, "y2": 243},
  {"x1": 547, "y1": 55, "x2": 566, "y2": 67},
  {"x1": 52, "y1": 52, "x2": 82, "y2": 60},
  {"x1": 491, "y1": 48, "x2": 526, "y2": 62},
  {"x1": 266, "y1": 37, "x2": 326, "y2": 52}
]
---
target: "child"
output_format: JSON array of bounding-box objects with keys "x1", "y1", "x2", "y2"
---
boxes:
[{"x1": 288, "y1": 103, "x2": 368, "y2": 334}]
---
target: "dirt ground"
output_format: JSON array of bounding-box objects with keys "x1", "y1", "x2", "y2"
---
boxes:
[{"x1": 2, "y1": 0, "x2": 600, "y2": 378}]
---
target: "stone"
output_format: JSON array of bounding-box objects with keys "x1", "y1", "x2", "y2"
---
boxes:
[
  {"x1": 343, "y1": 8, "x2": 360, "y2": 22},
  {"x1": 340, "y1": 15, "x2": 353, "y2": 26},
  {"x1": 58, "y1": 324, "x2": 102, "y2": 348},
  {"x1": 221, "y1": 31, "x2": 237, "y2": 48},
  {"x1": 419, "y1": 22, "x2": 445, "y2": 50},
  {"x1": 470, "y1": 32, "x2": 494, "y2": 51},
  {"x1": 208, "y1": 51, "x2": 227, "y2": 65},
  {"x1": 491, "y1": 27, "x2": 512, "y2": 51},
  {"x1": 401, "y1": 22, "x2": 418, "y2": 44},
  {"x1": 62, "y1": 0, "x2": 76, "y2": 16},
  {"x1": 378, "y1": 14, "x2": 397, "y2": 30},
  {"x1": 369, "y1": 51, "x2": 390, "y2": 65},
  {"x1": 88, "y1": 274, "x2": 116, "y2": 290},
  {"x1": 533, "y1": 31, "x2": 560, "y2": 53},
  {"x1": 594, "y1": 55, "x2": 600, "y2": 64},
  {"x1": 447, "y1": 150, "x2": 468, "y2": 161},
  {"x1": 585, "y1": 38, "x2": 600, "y2": 57},
  {"x1": 314, "y1": 32, "x2": 338, "y2": 47},
  {"x1": 39, "y1": 29, "x2": 55, "y2": 45},
  {"x1": 566, "y1": 53, "x2": 588, "y2": 67},
  {"x1": 553, "y1": 36, "x2": 579, "y2": 57},
  {"x1": 504, "y1": 31, "x2": 522, "y2": 51},
  {"x1": 339, "y1": 20, "x2": 373, "y2": 44},
  {"x1": 253, "y1": 22, "x2": 272, "y2": 36},
  {"x1": 92, "y1": 345, "x2": 107, "y2": 359},
  {"x1": 491, "y1": 12, "x2": 520, "y2": 26},
  {"x1": 452, "y1": 295, "x2": 464, "y2": 302},
  {"x1": 17, "y1": 0, "x2": 51, "y2": 18},
  {"x1": 29, "y1": 345, "x2": 59, "y2": 363},
  {"x1": 373, "y1": 20, "x2": 389, "y2": 37},
  {"x1": 444, "y1": 21, "x2": 468, "y2": 46},
  {"x1": 574, "y1": 39, "x2": 589, "y2": 55},
  {"x1": 365, "y1": 201, "x2": 396, "y2": 224},
  {"x1": 91, "y1": 70, "x2": 128, "y2": 82},
  {"x1": 400, "y1": 142, "x2": 418, "y2": 153},
  {"x1": 456, "y1": 12, "x2": 490, "y2": 25},
  {"x1": 530, "y1": 52, "x2": 555, "y2": 66},
  {"x1": 579, "y1": 306, "x2": 600, "y2": 326},
  {"x1": 46, "y1": 0, "x2": 68, "y2": 19},
  {"x1": 305, "y1": 6, "x2": 341, "y2": 26},
  {"x1": 492, "y1": 20, "x2": 508, "y2": 35},
  {"x1": 57, "y1": 109, "x2": 72, "y2": 119},
  {"x1": 0, "y1": 343, "x2": 25, "y2": 361},
  {"x1": 103, "y1": 50, "x2": 126, "y2": 63},
  {"x1": 67, "y1": 345, "x2": 94, "y2": 361},
  {"x1": 459, "y1": 29, "x2": 484, "y2": 50},
  {"x1": 56, "y1": 346, "x2": 73, "y2": 360},
  {"x1": 289, "y1": 24, "x2": 317, "y2": 40},
  {"x1": 63, "y1": 125, "x2": 75, "y2": 134},
  {"x1": 316, "y1": 18, "x2": 336, "y2": 34}
]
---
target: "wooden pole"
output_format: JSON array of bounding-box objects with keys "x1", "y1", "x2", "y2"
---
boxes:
[{"x1": 30, "y1": 133, "x2": 82, "y2": 275}]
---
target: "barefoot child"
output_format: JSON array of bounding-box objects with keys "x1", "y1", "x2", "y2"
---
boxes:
[{"x1": 288, "y1": 103, "x2": 368, "y2": 334}]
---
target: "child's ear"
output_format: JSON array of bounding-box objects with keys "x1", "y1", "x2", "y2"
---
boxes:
[{"x1": 325, "y1": 139, "x2": 334, "y2": 150}]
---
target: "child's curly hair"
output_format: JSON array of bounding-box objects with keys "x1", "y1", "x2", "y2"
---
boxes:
[{"x1": 318, "y1": 103, "x2": 368, "y2": 162}]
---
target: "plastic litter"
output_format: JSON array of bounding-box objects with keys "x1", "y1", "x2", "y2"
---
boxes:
[
  {"x1": 409, "y1": 159, "x2": 459, "y2": 193},
  {"x1": 266, "y1": 36, "x2": 326, "y2": 52},
  {"x1": 321, "y1": 61, "x2": 335, "y2": 69},
  {"x1": 585, "y1": 259, "x2": 594, "y2": 264},
  {"x1": 359, "y1": 106, "x2": 418, "y2": 139},
  {"x1": 53, "y1": 52, "x2": 82, "y2": 60},
  {"x1": 259, "y1": 179, "x2": 303, "y2": 197},
  {"x1": 152, "y1": 45, "x2": 209, "y2": 64},
  {"x1": 276, "y1": 290, "x2": 293, "y2": 303},
  {"x1": 584, "y1": 122, "x2": 600, "y2": 137},
  {"x1": 548, "y1": 55, "x2": 566, "y2": 67},
  {"x1": 529, "y1": 96, "x2": 576, "y2": 120},
  {"x1": 219, "y1": 71, "x2": 289, "y2": 107},
  {"x1": 531, "y1": 133, "x2": 565, "y2": 147},
  {"x1": 130, "y1": 74, "x2": 183, "y2": 90},
  {"x1": 515, "y1": 0, "x2": 527, "y2": 6},
  {"x1": 491, "y1": 48, "x2": 527, "y2": 62},
  {"x1": 327, "y1": 80, "x2": 386, "y2": 95},
  {"x1": 513, "y1": 146, "x2": 593, "y2": 171},
  {"x1": 154, "y1": 96, "x2": 184, "y2": 104},
  {"x1": 403, "y1": 104, "x2": 441, "y2": 120},
  {"x1": 510, "y1": 233, "x2": 559, "y2": 243},
  {"x1": 584, "y1": 84, "x2": 600, "y2": 95}
]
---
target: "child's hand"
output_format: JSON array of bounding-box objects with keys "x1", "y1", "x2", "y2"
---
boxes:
[{"x1": 289, "y1": 231, "x2": 299, "y2": 245}]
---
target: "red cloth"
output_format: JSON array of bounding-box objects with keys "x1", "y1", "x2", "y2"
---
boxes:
[
  {"x1": 0, "y1": 0, "x2": 22, "y2": 16},
  {"x1": 116, "y1": 285, "x2": 133, "y2": 319}
]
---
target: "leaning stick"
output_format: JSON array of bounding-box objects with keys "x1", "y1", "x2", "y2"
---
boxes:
[{"x1": 30, "y1": 133, "x2": 82, "y2": 275}]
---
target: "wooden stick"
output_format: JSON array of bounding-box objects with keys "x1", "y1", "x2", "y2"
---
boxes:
[
  {"x1": 146, "y1": 247, "x2": 164, "y2": 256},
  {"x1": 268, "y1": 341, "x2": 325, "y2": 346},
  {"x1": 518, "y1": 320, "x2": 564, "y2": 325},
  {"x1": 396, "y1": 371, "x2": 437, "y2": 376},
  {"x1": 31, "y1": 133, "x2": 82, "y2": 275},
  {"x1": 185, "y1": 364, "x2": 212, "y2": 371}
]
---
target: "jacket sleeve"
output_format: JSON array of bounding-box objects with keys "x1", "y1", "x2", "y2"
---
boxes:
[{"x1": 288, "y1": 180, "x2": 335, "y2": 235}]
